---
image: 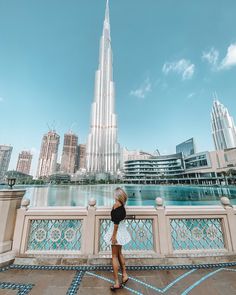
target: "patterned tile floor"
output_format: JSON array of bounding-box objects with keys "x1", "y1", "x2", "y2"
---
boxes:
[{"x1": 0, "y1": 263, "x2": 236, "y2": 295}]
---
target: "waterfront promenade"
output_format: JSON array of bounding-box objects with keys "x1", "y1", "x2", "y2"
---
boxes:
[{"x1": 0, "y1": 263, "x2": 236, "y2": 294}]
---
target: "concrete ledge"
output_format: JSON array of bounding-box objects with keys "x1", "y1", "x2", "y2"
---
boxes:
[
  {"x1": 14, "y1": 254, "x2": 236, "y2": 266},
  {"x1": 0, "y1": 251, "x2": 16, "y2": 267}
]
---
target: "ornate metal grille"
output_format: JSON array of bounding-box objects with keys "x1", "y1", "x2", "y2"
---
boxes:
[
  {"x1": 99, "y1": 219, "x2": 154, "y2": 252},
  {"x1": 170, "y1": 218, "x2": 225, "y2": 251},
  {"x1": 27, "y1": 219, "x2": 83, "y2": 251}
]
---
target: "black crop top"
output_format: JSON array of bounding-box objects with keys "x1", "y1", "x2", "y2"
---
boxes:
[{"x1": 111, "y1": 205, "x2": 126, "y2": 225}]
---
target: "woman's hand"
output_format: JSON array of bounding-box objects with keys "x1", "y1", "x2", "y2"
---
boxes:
[{"x1": 111, "y1": 235, "x2": 118, "y2": 245}]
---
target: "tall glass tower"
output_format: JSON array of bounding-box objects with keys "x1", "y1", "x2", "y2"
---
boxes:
[
  {"x1": 211, "y1": 99, "x2": 236, "y2": 150},
  {"x1": 86, "y1": 0, "x2": 120, "y2": 174}
]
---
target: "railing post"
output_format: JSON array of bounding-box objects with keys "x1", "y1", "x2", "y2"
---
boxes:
[
  {"x1": 155, "y1": 198, "x2": 169, "y2": 255},
  {"x1": 0, "y1": 190, "x2": 25, "y2": 266},
  {"x1": 221, "y1": 197, "x2": 236, "y2": 251},
  {"x1": 83, "y1": 199, "x2": 96, "y2": 256},
  {"x1": 12, "y1": 199, "x2": 30, "y2": 255}
]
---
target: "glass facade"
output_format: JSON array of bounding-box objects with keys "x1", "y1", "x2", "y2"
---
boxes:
[
  {"x1": 176, "y1": 138, "x2": 196, "y2": 158},
  {"x1": 184, "y1": 153, "x2": 209, "y2": 170}
]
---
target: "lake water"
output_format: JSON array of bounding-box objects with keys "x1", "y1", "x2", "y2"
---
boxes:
[{"x1": 5, "y1": 184, "x2": 236, "y2": 207}]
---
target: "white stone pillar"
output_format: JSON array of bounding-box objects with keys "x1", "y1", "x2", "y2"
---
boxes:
[
  {"x1": 83, "y1": 199, "x2": 96, "y2": 256},
  {"x1": 155, "y1": 198, "x2": 169, "y2": 255},
  {"x1": 0, "y1": 190, "x2": 25, "y2": 266},
  {"x1": 221, "y1": 197, "x2": 236, "y2": 252}
]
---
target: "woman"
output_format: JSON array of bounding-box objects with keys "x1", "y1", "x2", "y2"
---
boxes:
[{"x1": 104, "y1": 187, "x2": 131, "y2": 291}]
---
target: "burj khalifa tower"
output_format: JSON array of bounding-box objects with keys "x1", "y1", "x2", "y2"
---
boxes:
[{"x1": 86, "y1": 0, "x2": 120, "y2": 175}]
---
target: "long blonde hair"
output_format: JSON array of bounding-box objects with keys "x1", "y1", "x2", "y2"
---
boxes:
[{"x1": 114, "y1": 187, "x2": 128, "y2": 205}]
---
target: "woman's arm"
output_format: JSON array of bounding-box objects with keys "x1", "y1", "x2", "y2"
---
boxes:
[{"x1": 111, "y1": 224, "x2": 119, "y2": 244}]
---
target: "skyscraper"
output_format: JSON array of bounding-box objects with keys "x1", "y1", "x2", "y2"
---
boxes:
[
  {"x1": 0, "y1": 145, "x2": 13, "y2": 181},
  {"x1": 86, "y1": 0, "x2": 120, "y2": 175},
  {"x1": 78, "y1": 144, "x2": 86, "y2": 170},
  {"x1": 16, "y1": 151, "x2": 33, "y2": 175},
  {"x1": 61, "y1": 132, "x2": 78, "y2": 174},
  {"x1": 36, "y1": 130, "x2": 60, "y2": 178},
  {"x1": 211, "y1": 99, "x2": 236, "y2": 150}
]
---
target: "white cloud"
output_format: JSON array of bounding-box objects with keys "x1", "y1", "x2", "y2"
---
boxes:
[
  {"x1": 162, "y1": 59, "x2": 195, "y2": 80},
  {"x1": 130, "y1": 78, "x2": 152, "y2": 98},
  {"x1": 202, "y1": 44, "x2": 236, "y2": 71},
  {"x1": 220, "y1": 43, "x2": 236, "y2": 69},
  {"x1": 202, "y1": 48, "x2": 219, "y2": 66}
]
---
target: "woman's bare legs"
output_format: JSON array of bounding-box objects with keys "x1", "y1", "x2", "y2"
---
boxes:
[
  {"x1": 118, "y1": 245, "x2": 128, "y2": 282},
  {"x1": 111, "y1": 245, "x2": 120, "y2": 287}
]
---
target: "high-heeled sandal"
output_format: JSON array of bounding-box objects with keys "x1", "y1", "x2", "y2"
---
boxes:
[
  {"x1": 110, "y1": 284, "x2": 123, "y2": 291},
  {"x1": 122, "y1": 277, "x2": 129, "y2": 285}
]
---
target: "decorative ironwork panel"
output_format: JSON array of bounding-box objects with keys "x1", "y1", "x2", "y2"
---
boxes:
[
  {"x1": 99, "y1": 219, "x2": 154, "y2": 252},
  {"x1": 170, "y1": 218, "x2": 225, "y2": 251},
  {"x1": 27, "y1": 219, "x2": 83, "y2": 251}
]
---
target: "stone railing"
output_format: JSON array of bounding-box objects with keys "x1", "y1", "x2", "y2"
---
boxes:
[{"x1": 10, "y1": 196, "x2": 236, "y2": 264}]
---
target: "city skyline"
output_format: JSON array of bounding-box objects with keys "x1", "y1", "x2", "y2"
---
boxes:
[{"x1": 1, "y1": 0, "x2": 236, "y2": 176}]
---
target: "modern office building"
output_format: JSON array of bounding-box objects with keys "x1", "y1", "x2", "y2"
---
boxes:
[
  {"x1": 86, "y1": 0, "x2": 120, "y2": 175},
  {"x1": 124, "y1": 153, "x2": 185, "y2": 183},
  {"x1": 176, "y1": 138, "x2": 196, "y2": 157},
  {"x1": 16, "y1": 151, "x2": 32, "y2": 175},
  {"x1": 124, "y1": 149, "x2": 236, "y2": 184},
  {"x1": 120, "y1": 148, "x2": 153, "y2": 171},
  {"x1": 60, "y1": 132, "x2": 78, "y2": 174},
  {"x1": 211, "y1": 99, "x2": 236, "y2": 150},
  {"x1": 78, "y1": 144, "x2": 86, "y2": 170},
  {"x1": 36, "y1": 131, "x2": 60, "y2": 179},
  {"x1": 0, "y1": 145, "x2": 13, "y2": 181}
]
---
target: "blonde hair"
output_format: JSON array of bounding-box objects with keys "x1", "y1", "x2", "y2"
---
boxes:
[{"x1": 114, "y1": 187, "x2": 128, "y2": 205}]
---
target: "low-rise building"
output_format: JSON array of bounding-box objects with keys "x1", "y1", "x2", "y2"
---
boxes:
[{"x1": 124, "y1": 149, "x2": 236, "y2": 185}]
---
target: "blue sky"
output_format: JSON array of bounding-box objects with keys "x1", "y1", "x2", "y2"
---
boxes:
[{"x1": 0, "y1": 0, "x2": 236, "y2": 176}]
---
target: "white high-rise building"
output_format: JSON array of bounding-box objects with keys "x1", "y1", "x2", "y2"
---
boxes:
[
  {"x1": 211, "y1": 99, "x2": 236, "y2": 150},
  {"x1": 36, "y1": 131, "x2": 60, "y2": 178},
  {"x1": 86, "y1": 0, "x2": 120, "y2": 175}
]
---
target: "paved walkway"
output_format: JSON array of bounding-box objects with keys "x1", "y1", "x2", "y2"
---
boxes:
[{"x1": 0, "y1": 263, "x2": 236, "y2": 295}]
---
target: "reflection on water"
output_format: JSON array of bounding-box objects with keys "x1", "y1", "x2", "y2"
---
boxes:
[{"x1": 17, "y1": 184, "x2": 236, "y2": 207}]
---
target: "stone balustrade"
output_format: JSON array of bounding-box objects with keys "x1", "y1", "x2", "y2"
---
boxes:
[{"x1": 10, "y1": 196, "x2": 236, "y2": 265}]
